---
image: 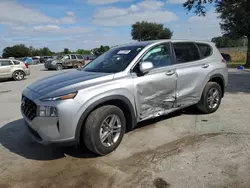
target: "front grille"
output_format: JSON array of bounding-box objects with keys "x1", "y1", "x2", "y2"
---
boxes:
[{"x1": 21, "y1": 95, "x2": 37, "y2": 121}]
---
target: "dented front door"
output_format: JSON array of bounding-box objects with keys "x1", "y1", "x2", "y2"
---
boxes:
[{"x1": 133, "y1": 43, "x2": 177, "y2": 121}]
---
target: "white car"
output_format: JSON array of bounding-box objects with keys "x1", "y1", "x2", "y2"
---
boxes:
[{"x1": 0, "y1": 59, "x2": 30, "y2": 81}]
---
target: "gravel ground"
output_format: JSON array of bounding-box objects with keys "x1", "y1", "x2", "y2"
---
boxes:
[{"x1": 1, "y1": 65, "x2": 250, "y2": 188}]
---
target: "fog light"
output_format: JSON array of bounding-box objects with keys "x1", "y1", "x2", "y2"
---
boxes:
[{"x1": 39, "y1": 106, "x2": 58, "y2": 117}]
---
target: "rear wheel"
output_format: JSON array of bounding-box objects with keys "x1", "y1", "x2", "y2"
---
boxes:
[
  {"x1": 197, "y1": 82, "x2": 222, "y2": 114},
  {"x1": 13, "y1": 70, "x2": 25, "y2": 81},
  {"x1": 83, "y1": 105, "x2": 126, "y2": 155},
  {"x1": 55, "y1": 64, "x2": 63, "y2": 71}
]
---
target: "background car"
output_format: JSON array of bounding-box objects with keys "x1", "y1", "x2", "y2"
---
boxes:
[
  {"x1": 0, "y1": 59, "x2": 30, "y2": 81},
  {"x1": 40, "y1": 56, "x2": 54, "y2": 64},
  {"x1": 32, "y1": 56, "x2": 40, "y2": 64},
  {"x1": 44, "y1": 54, "x2": 85, "y2": 70},
  {"x1": 23, "y1": 57, "x2": 33, "y2": 65}
]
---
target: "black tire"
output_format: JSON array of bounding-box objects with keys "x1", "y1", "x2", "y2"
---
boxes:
[
  {"x1": 83, "y1": 105, "x2": 126, "y2": 155},
  {"x1": 13, "y1": 70, "x2": 25, "y2": 81},
  {"x1": 55, "y1": 64, "x2": 63, "y2": 71},
  {"x1": 197, "y1": 82, "x2": 222, "y2": 114}
]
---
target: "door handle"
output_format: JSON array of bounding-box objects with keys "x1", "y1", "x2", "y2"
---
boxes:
[
  {"x1": 201, "y1": 64, "x2": 209, "y2": 68},
  {"x1": 165, "y1": 70, "x2": 175, "y2": 76}
]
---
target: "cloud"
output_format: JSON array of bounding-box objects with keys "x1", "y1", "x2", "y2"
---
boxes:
[
  {"x1": 87, "y1": 0, "x2": 132, "y2": 5},
  {"x1": 0, "y1": 1, "x2": 76, "y2": 25},
  {"x1": 167, "y1": 0, "x2": 186, "y2": 4},
  {"x1": 9, "y1": 25, "x2": 93, "y2": 36},
  {"x1": 93, "y1": 0, "x2": 178, "y2": 26},
  {"x1": 0, "y1": 29, "x2": 132, "y2": 52},
  {"x1": 172, "y1": 11, "x2": 222, "y2": 40}
]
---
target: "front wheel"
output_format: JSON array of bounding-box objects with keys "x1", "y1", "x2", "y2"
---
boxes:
[
  {"x1": 55, "y1": 64, "x2": 63, "y2": 71},
  {"x1": 83, "y1": 105, "x2": 126, "y2": 155},
  {"x1": 197, "y1": 82, "x2": 222, "y2": 114}
]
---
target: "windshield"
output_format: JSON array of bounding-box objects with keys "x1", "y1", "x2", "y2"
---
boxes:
[{"x1": 83, "y1": 45, "x2": 144, "y2": 73}]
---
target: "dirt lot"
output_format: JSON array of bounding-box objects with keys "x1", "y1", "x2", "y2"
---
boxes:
[{"x1": 1, "y1": 65, "x2": 250, "y2": 188}]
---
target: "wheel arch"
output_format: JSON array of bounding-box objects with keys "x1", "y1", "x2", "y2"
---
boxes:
[
  {"x1": 75, "y1": 95, "x2": 137, "y2": 144},
  {"x1": 209, "y1": 74, "x2": 225, "y2": 98}
]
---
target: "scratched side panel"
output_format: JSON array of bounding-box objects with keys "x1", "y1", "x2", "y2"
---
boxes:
[{"x1": 133, "y1": 69, "x2": 177, "y2": 121}]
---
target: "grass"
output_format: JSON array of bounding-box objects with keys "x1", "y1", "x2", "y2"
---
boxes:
[{"x1": 227, "y1": 62, "x2": 247, "y2": 68}]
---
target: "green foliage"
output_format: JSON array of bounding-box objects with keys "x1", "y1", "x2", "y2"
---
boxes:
[
  {"x1": 40, "y1": 47, "x2": 53, "y2": 56},
  {"x1": 2, "y1": 44, "x2": 54, "y2": 58},
  {"x1": 91, "y1": 45, "x2": 110, "y2": 56},
  {"x1": 76, "y1": 49, "x2": 91, "y2": 55},
  {"x1": 131, "y1": 21, "x2": 172, "y2": 41},
  {"x1": 183, "y1": 0, "x2": 250, "y2": 66},
  {"x1": 212, "y1": 35, "x2": 245, "y2": 48},
  {"x1": 2, "y1": 44, "x2": 31, "y2": 58}
]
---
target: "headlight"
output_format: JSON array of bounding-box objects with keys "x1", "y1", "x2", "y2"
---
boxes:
[
  {"x1": 51, "y1": 60, "x2": 57, "y2": 65},
  {"x1": 39, "y1": 106, "x2": 58, "y2": 117},
  {"x1": 40, "y1": 91, "x2": 78, "y2": 101}
]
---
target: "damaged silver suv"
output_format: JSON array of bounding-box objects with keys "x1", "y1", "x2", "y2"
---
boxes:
[{"x1": 21, "y1": 40, "x2": 228, "y2": 155}]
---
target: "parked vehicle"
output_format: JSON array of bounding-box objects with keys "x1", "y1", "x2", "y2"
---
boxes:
[
  {"x1": 32, "y1": 56, "x2": 40, "y2": 64},
  {"x1": 40, "y1": 56, "x2": 54, "y2": 64},
  {"x1": 44, "y1": 54, "x2": 85, "y2": 70},
  {"x1": 0, "y1": 59, "x2": 30, "y2": 81},
  {"x1": 23, "y1": 57, "x2": 33, "y2": 65},
  {"x1": 21, "y1": 40, "x2": 228, "y2": 155},
  {"x1": 83, "y1": 55, "x2": 96, "y2": 61}
]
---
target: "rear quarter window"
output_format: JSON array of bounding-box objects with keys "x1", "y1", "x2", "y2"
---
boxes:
[
  {"x1": 13, "y1": 60, "x2": 21, "y2": 65},
  {"x1": 196, "y1": 43, "x2": 212, "y2": 58}
]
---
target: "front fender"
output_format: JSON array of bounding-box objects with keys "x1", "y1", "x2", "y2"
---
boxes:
[{"x1": 74, "y1": 92, "x2": 136, "y2": 143}]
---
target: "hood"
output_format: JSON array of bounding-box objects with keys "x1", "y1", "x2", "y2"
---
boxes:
[{"x1": 28, "y1": 70, "x2": 113, "y2": 97}]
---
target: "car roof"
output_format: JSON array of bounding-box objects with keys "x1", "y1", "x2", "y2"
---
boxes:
[{"x1": 118, "y1": 39, "x2": 214, "y2": 48}]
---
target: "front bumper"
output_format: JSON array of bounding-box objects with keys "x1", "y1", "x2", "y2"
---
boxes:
[
  {"x1": 21, "y1": 88, "x2": 81, "y2": 146},
  {"x1": 44, "y1": 62, "x2": 56, "y2": 69}
]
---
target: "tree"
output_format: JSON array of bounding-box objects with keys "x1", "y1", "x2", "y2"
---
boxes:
[
  {"x1": 211, "y1": 35, "x2": 245, "y2": 48},
  {"x1": 76, "y1": 49, "x2": 91, "y2": 55},
  {"x1": 64, "y1": 48, "x2": 70, "y2": 54},
  {"x1": 2, "y1": 44, "x2": 31, "y2": 58},
  {"x1": 40, "y1": 47, "x2": 53, "y2": 56},
  {"x1": 131, "y1": 21, "x2": 172, "y2": 41},
  {"x1": 91, "y1": 45, "x2": 110, "y2": 56},
  {"x1": 183, "y1": 0, "x2": 250, "y2": 67}
]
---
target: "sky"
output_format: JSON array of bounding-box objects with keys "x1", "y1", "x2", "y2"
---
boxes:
[{"x1": 0, "y1": 0, "x2": 222, "y2": 52}]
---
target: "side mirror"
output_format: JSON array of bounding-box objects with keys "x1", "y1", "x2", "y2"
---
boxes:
[{"x1": 139, "y1": 61, "x2": 153, "y2": 74}]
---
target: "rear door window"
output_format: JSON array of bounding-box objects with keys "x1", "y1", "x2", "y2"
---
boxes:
[
  {"x1": 196, "y1": 43, "x2": 212, "y2": 58},
  {"x1": 173, "y1": 42, "x2": 200, "y2": 64},
  {"x1": 71, "y1": 55, "x2": 77, "y2": 59},
  {"x1": 76, "y1": 55, "x2": 82, "y2": 59}
]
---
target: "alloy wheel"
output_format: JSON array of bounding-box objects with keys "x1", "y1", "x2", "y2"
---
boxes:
[{"x1": 100, "y1": 115, "x2": 122, "y2": 147}]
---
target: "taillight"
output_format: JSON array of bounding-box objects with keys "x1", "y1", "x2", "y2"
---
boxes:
[
  {"x1": 222, "y1": 59, "x2": 226, "y2": 63},
  {"x1": 25, "y1": 63, "x2": 29, "y2": 68}
]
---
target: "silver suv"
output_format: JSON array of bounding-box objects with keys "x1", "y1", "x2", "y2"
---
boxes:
[{"x1": 21, "y1": 40, "x2": 228, "y2": 155}]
